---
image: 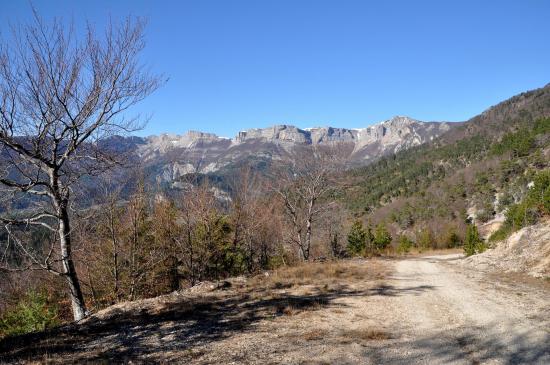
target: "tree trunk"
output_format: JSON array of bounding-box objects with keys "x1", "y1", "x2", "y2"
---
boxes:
[
  {"x1": 295, "y1": 230, "x2": 307, "y2": 261},
  {"x1": 304, "y1": 218, "x2": 312, "y2": 261},
  {"x1": 58, "y1": 206, "x2": 87, "y2": 321},
  {"x1": 109, "y1": 210, "x2": 120, "y2": 301}
]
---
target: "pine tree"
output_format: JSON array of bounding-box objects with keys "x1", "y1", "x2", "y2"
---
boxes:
[
  {"x1": 347, "y1": 220, "x2": 367, "y2": 256},
  {"x1": 417, "y1": 228, "x2": 435, "y2": 252},
  {"x1": 365, "y1": 224, "x2": 375, "y2": 255},
  {"x1": 373, "y1": 223, "x2": 392, "y2": 253},
  {"x1": 464, "y1": 224, "x2": 485, "y2": 256},
  {"x1": 444, "y1": 227, "x2": 462, "y2": 248}
]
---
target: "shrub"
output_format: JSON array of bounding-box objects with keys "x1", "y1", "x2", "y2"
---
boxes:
[
  {"x1": 0, "y1": 290, "x2": 60, "y2": 338},
  {"x1": 373, "y1": 223, "x2": 392, "y2": 253},
  {"x1": 396, "y1": 235, "x2": 414, "y2": 255},
  {"x1": 444, "y1": 227, "x2": 462, "y2": 248},
  {"x1": 531, "y1": 169, "x2": 550, "y2": 214},
  {"x1": 497, "y1": 191, "x2": 514, "y2": 211},
  {"x1": 488, "y1": 225, "x2": 512, "y2": 243},
  {"x1": 463, "y1": 224, "x2": 486, "y2": 256},
  {"x1": 416, "y1": 228, "x2": 435, "y2": 251}
]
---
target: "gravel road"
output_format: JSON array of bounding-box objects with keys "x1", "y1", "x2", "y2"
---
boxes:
[
  {"x1": 375, "y1": 254, "x2": 550, "y2": 364},
  {"x1": 202, "y1": 254, "x2": 550, "y2": 364}
]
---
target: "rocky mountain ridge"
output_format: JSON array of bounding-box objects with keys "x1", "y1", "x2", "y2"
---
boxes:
[
  {"x1": 147, "y1": 116, "x2": 450, "y2": 148},
  {"x1": 136, "y1": 116, "x2": 454, "y2": 179}
]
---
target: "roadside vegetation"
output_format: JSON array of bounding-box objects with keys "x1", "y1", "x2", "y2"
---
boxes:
[{"x1": 0, "y1": 291, "x2": 59, "y2": 338}]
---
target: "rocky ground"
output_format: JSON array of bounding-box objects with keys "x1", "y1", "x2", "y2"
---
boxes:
[
  {"x1": 1, "y1": 254, "x2": 549, "y2": 364},
  {"x1": 462, "y1": 221, "x2": 550, "y2": 279}
]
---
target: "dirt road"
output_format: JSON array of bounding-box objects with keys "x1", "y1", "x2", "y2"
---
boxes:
[
  {"x1": 1, "y1": 254, "x2": 549, "y2": 364},
  {"x1": 376, "y1": 254, "x2": 550, "y2": 364},
  {"x1": 204, "y1": 254, "x2": 550, "y2": 364}
]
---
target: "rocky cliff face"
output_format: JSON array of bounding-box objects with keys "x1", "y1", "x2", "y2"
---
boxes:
[
  {"x1": 232, "y1": 117, "x2": 450, "y2": 148},
  {"x1": 132, "y1": 116, "x2": 454, "y2": 180}
]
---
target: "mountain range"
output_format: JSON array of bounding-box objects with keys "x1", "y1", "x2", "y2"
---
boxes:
[
  {"x1": 130, "y1": 116, "x2": 454, "y2": 183},
  {"x1": 108, "y1": 83, "x2": 550, "y2": 190}
]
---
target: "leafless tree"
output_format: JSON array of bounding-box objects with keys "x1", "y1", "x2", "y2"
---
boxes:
[
  {"x1": 228, "y1": 165, "x2": 269, "y2": 272},
  {"x1": 273, "y1": 145, "x2": 343, "y2": 261},
  {"x1": 0, "y1": 12, "x2": 162, "y2": 320}
]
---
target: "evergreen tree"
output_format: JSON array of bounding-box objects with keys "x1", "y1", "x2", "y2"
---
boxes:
[
  {"x1": 444, "y1": 228, "x2": 462, "y2": 248},
  {"x1": 373, "y1": 223, "x2": 392, "y2": 253},
  {"x1": 397, "y1": 235, "x2": 414, "y2": 255},
  {"x1": 464, "y1": 224, "x2": 485, "y2": 256},
  {"x1": 347, "y1": 220, "x2": 367, "y2": 256},
  {"x1": 417, "y1": 228, "x2": 435, "y2": 251},
  {"x1": 365, "y1": 224, "x2": 375, "y2": 255}
]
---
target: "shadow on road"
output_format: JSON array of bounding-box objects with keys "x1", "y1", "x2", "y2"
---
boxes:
[
  {"x1": 368, "y1": 325, "x2": 550, "y2": 365},
  {"x1": 0, "y1": 282, "x2": 435, "y2": 363}
]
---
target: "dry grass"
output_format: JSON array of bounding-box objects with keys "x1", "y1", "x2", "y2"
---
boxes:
[
  {"x1": 341, "y1": 328, "x2": 392, "y2": 342},
  {"x1": 248, "y1": 259, "x2": 388, "y2": 294},
  {"x1": 302, "y1": 328, "x2": 328, "y2": 341},
  {"x1": 0, "y1": 258, "x2": 390, "y2": 364},
  {"x1": 405, "y1": 248, "x2": 464, "y2": 257}
]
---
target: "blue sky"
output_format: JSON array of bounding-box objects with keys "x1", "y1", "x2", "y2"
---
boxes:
[{"x1": 1, "y1": 1, "x2": 549, "y2": 137}]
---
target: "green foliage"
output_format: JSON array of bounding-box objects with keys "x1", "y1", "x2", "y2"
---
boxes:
[
  {"x1": 507, "y1": 203, "x2": 539, "y2": 229},
  {"x1": 373, "y1": 223, "x2": 392, "y2": 252},
  {"x1": 0, "y1": 291, "x2": 59, "y2": 338},
  {"x1": 416, "y1": 228, "x2": 435, "y2": 251},
  {"x1": 195, "y1": 213, "x2": 234, "y2": 276},
  {"x1": 488, "y1": 225, "x2": 512, "y2": 243},
  {"x1": 345, "y1": 134, "x2": 489, "y2": 214},
  {"x1": 531, "y1": 169, "x2": 550, "y2": 214},
  {"x1": 463, "y1": 224, "x2": 485, "y2": 256},
  {"x1": 396, "y1": 235, "x2": 414, "y2": 255},
  {"x1": 497, "y1": 190, "x2": 515, "y2": 211},
  {"x1": 532, "y1": 117, "x2": 550, "y2": 135},
  {"x1": 491, "y1": 169, "x2": 550, "y2": 241},
  {"x1": 347, "y1": 220, "x2": 367, "y2": 256},
  {"x1": 444, "y1": 227, "x2": 462, "y2": 248},
  {"x1": 491, "y1": 118, "x2": 549, "y2": 157},
  {"x1": 343, "y1": 113, "x2": 549, "y2": 239},
  {"x1": 491, "y1": 129, "x2": 534, "y2": 157}
]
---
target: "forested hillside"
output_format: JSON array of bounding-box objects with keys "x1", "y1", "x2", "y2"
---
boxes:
[{"x1": 343, "y1": 83, "x2": 550, "y2": 248}]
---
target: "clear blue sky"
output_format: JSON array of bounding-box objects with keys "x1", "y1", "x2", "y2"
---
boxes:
[{"x1": 1, "y1": 1, "x2": 549, "y2": 137}]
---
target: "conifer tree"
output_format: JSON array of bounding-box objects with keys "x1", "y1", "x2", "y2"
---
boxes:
[
  {"x1": 373, "y1": 223, "x2": 392, "y2": 253},
  {"x1": 347, "y1": 220, "x2": 367, "y2": 256},
  {"x1": 464, "y1": 224, "x2": 485, "y2": 256}
]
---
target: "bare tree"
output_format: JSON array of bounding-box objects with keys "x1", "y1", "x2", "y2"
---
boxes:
[
  {"x1": 0, "y1": 12, "x2": 162, "y2": 320},
  {"x1": 273, "y1": 145, "x2": 343, "y2": 261},
  {"x1": 228, "y1": 165, "x2": 283, "y2": 273}
]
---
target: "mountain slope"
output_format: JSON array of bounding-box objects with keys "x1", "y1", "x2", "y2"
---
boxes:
[{"x1": 343, "y1": 83, "x2": 550, "y2": 246}]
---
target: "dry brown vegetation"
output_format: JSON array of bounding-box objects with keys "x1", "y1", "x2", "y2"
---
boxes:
[{"x1": 0, "y1": 259, "x2": 391, "y2": 364}]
